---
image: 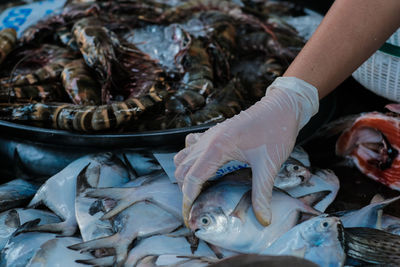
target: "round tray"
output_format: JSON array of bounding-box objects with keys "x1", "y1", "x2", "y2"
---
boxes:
[{"x1": 0, "y1": 92, "x2": 337, "y2": 150}]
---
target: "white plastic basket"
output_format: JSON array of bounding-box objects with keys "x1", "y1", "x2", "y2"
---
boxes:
[{"x1": 352, "y1": 29, "x2": 400, "y2": 102}]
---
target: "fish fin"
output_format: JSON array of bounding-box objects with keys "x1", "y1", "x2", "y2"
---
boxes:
[
  {"x1": 166, "y1": 227, "x2": 192, "y2": 237},
  {"x1": 292, "y1": 246, "x2": 307, "y2": 258},
  {"x1": 186, "y1": 233, "x2": 199, "y2": 254},
  {"x1": 5, "y1": 209, "x2": 20, "y2": 228},
  {"x1": 297, "y1": 191, "x2": 331, "y2": 208},
  {"x1": 370, "y1": 194, "x2": 385, "y2": 204},
  {"x1": 206, "y1": 243, "x2": 225, "y2": 259},
  {"x1": 69, "y1": 233, "x2": 131, "y2": 266},
  {"x1": 121, "y1": 153, "x2": 138, "y2": 179},
  {"x1": 85, "y1": 187, "x2": 138, "y2": 220},
  {"x1": 137, "y1": 256, "x2": 158, "y2": 266},
  {"x1": 68, "y1": 233, "x2": 120, "y2": 252},
  {"x1": 17, "y1": 221, "x2": 76, "y2": 236},
  {"x1": 76, "y1": 164, "x2": 93, "y2": 194},
  {"x1": 385, "y1": 103, "x2": 400, "y2": 114},
  {"x1": 229, "y1": 190, "x2": 252, "y2": 223},
  {"x1": 76, "y1": 255, "x2": 114, "y2": 266},
  {"x1": 298, "y1": 212, "x2": 318, "y2": 224},
  {"x1": 13, "y1": 218, "x2": 40, "y2": 236}
]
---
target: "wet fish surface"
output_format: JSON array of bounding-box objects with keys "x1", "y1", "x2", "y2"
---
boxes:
[
  {"x1": 188, "y1": 169, "x2": 327, "y2": 253},
  {"x1": 0, "y1": 208, "x2": 60, "y2": 250},
  {"x1": 344, "y1": 227, "x2": 400, "y2": 265},
  {"x1": 0, "y1": 179, "x2": 38, "y2": 212},
  {"x1": 27, "y1": 237, "x2": 93, "y2": 267},
  {"x1": 261, "y1": 215, "x2": 345, "y2": 267},
  {"x1": 26, "y1": 153, "x2": 129, "y2": 236}
]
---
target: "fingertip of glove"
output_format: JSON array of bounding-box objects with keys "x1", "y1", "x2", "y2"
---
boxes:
[{"x1": 254, "y1": 206, "x2": 272, "y2": 227}]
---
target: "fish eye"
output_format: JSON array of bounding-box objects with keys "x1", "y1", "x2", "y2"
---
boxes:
[
  {"x1": 200, "y1": 215, "x2": 211, "y2": 226},
  {"x1": 322, "y1": 221, "x2": 329, "y2": 228},
  {"x1": 293, "y1": 165, "x2": 299, "y2": 171}
]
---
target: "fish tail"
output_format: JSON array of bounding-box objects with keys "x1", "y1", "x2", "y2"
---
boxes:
[
  {"x1": 68, "y1": 233, "x2": 119, "y2": 252},
  {"x1": 76, "y1": 256, "x2": 114, "y2": 266},
  {"x1": 298, "y1": 190, "x2": 331, "y2": 208},
  {"x1": 13, "y1": 218, "x2": 41, "y2": 236},
  {"x1": 85, "y1": 187, "x2": 131, "y2": 200},
  {"x1": 28, "y1": 187, "x2": 46, "y2": 208},
  {"x1": 115, "y1": 247, "x2": 129, "y2": 267},
  {"x1": 85, "y1": 187, "x2": 140, "y2": 220},
  {"x1": 20, "y1": 221, "x2": 76, "y2": 236}
]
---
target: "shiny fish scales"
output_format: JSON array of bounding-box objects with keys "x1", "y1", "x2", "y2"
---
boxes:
[
  {"x1": 0, "y1": 179, "x2": 38, "y2": 213},
  {"x1": 344, "y1": 227, "x2": 400, "y2": 265},
  {"x1": 69, "y1": 201, "x2": 181, "y2": 266}
]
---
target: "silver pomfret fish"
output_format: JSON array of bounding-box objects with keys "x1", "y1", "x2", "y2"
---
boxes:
[
  {"x1": 285, "y1": 169, "x2": 340, "y2": 212},
  {"x1": 0, "y1": 179, "x2": 38, "y2": 212},
  {"x1": 338, "y1": 195, "x2": 400, "y2": 229},
  {"x1": 75, "y1": 160, "x2": 130, "y2": 242},
  {"x1": 27, "y1": 237, "x2": 93, "y2": 267},
  {"x1": 188, "y1": 169, "x2": 323, "y2": 253},
  {"x1": 0, "y1": 232, "x2": 57, "y2": 267},
  {"x1": 261, "y1": 215, "x2": 345, "y2": 267},
  {"x1": 0, "y1": 208, "x2": 60, "y2": 250},
  {"x1": 70, "y1": 201, "x2": 182, "y2": 266},
  {"x1": 27, "y1": 153, "x2": 129, "y2": 236}
]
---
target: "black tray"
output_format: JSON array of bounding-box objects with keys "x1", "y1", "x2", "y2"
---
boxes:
[{"x1": 0, "y1": 92, "x2": 336, "y2": 150}]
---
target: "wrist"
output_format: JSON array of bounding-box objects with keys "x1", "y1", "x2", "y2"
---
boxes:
[{"x1": 266, "y1": 77, "x2": 319, "y2": 129}]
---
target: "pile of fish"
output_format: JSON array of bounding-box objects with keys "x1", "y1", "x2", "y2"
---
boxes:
[
  {"x1": 1, "y1": 146, "x2": 400, "y2": 267},
  {"x1": 0, "y1": 0, "x2": 308, "y2": 132}
]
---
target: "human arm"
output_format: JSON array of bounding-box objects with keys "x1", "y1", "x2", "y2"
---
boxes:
[
  {"x1": 285, "y1": 0, "x2": 400, "y2": 98},
  {"x1": 174, "y1": 0, "x2": 400, "y2": 227}
]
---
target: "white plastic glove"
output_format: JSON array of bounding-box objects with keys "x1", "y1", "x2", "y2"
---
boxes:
[{"x1": 174, "y1": 77, "x2": 319, "y2": 226}]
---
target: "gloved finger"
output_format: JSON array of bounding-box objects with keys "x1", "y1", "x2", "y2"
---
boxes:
[
  {"x1": 181, "y1": 146, "x2": 231, "y2": 226},
  {"x1": 174, "y1": 146, "x2": 192, "y2": 170},
  {"x1": 243, "y1": 146, "x2": 279, "y2": 227},
  {"x1": 174, "y1": 148, "x2": 198, "y2": 186},
  {"x1": 251, "y1": 163, "x2": 275, "y2": 227},
  {"x1": 185, "y1": 132, "x2": 203, "y2": 147}
]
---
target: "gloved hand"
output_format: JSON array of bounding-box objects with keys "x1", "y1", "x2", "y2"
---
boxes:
[{"x1": 174, "y1": 77, "x2": 319, "y2": 226}]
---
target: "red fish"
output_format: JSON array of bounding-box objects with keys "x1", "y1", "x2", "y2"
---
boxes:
[{"x1": 336, "y1": 104, "x2": 400, "y2": 190}]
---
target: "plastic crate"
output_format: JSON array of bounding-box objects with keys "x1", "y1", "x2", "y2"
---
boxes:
[{"x1": 352, "y1": 30, "x2": 400, "y2": 101}]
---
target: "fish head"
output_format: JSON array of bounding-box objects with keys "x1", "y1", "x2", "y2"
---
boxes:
[
  {"x1": 189, "y1": 203, "x2": 230, "y2": 242},
  {"x1": 336, "y1": 113, "x2": 400, "y2": 189},
  {"x1": 275, "y1": 158, "x2": 312, "y2": 189},
  {"x1": 301, "y1": 215, "x2": 343, "y2": 247}
]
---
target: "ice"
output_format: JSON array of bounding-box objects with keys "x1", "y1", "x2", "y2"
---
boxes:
[{"x1": 124, "y1": 18, "x2": 207, "y2": 71}]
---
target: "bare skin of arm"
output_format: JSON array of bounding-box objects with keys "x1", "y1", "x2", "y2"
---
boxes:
[{"x1": 284, "y1": 0, "x2": 400, "y2": 99}]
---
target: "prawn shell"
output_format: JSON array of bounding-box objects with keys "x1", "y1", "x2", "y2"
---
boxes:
[
  {"x1": 0, "y1": 28, "x2": 17, "y2": 64},
  {"x1": 336, "y1": 112, "x2": 400, "y2": 190},
  {"x1": 61, "y1": 59, "x2": 101, "y2": 105}
]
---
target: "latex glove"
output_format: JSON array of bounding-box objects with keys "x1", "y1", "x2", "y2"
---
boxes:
[{"x1": 174, "y1": 77, "x2": 319, "y2": 226}]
